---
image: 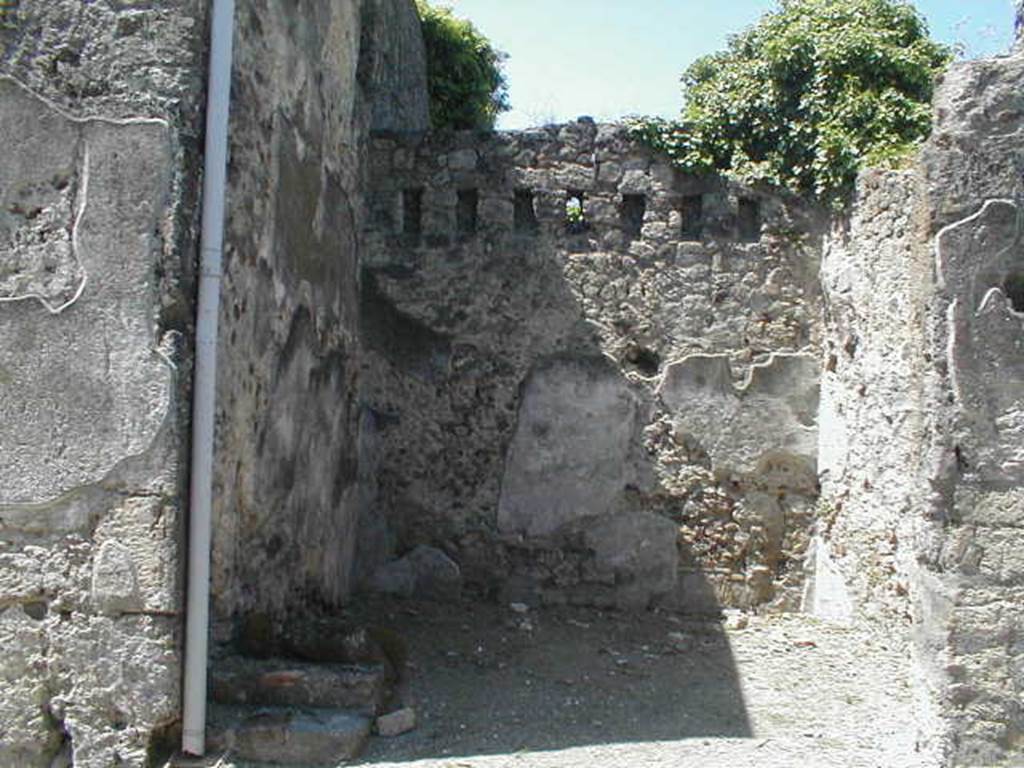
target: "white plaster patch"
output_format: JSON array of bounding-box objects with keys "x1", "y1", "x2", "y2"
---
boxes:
[
  {"x1": 802, "y1": 536, "x2": 854, "y2": 625},
  {"x1": 0, "y1": 79, "x2": 173, "y2": 504},
  {"x1": 498, "y1": 358, "x2": 638, "y2": 537},
  {"x1": 658, "y1": 352, "x2": 820, "y2": 477}
]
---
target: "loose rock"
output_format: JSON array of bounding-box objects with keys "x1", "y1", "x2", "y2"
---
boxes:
[{"x1": 376, "y1": 707, "x2": 417, "y2": 737}]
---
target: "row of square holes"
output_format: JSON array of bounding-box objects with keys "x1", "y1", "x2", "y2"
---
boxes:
[{"x1": 401, "y1": 189, "x2": 761, "y2": 241}]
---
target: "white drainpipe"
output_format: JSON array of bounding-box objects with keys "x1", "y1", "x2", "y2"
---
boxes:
[{"x1": 182, "y1": 0, "x2": 235, "y2": 755}]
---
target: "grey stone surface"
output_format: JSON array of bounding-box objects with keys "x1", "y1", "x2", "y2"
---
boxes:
[
  {"x1": 369, "y1": 545, "x2": 462, "y2": 600},
  {"x1": 815, "y1": 52, "x2": 1024, "y2": 766},
  {"x1": 916, "y1": 55, "x2": 1024, "y2": 767},
  {"x1": 368, "y1": 561, "x2": 419, "y2": 602},
  {"x1": 937, "y1": 200, "x2": 1024, "y2": 482},
  {"x1": 0, "y1": 0, "x2": 206, "y2": 763},
  {"x1": 0, "y1": 77, "x2": 191, "y2": 768},
  {"x1": 403, "y1": 545, "x2": 462, "y2": 600},
  {"x1": 817, "y1": 170, "x2": 929, "y2": 625},
  {"x1": 362, "y1": 0, "x2": 430, "y2": 132},
  {"x1": 210, "y1": 0, "x2": 365, "y2": 631},
  {"x1": 658, "y1": 352, "x2": 819, "y2": 479},
  {"x1": 376, "y1": 706, "x2": 417, "y2": 737},
  {"x1": 0, "y1": 605, "x2": 62, "y2": 767},
  {"x1": 210, "y1": 0, "x2": 427, "y2": 635},
  {"x1": 0, "y1": 81, "x2": 173, "y2": 505},
  {"x1": 207, "y1": 705, "x2": 371, "y2": 765},
  {"x1": 369, "y1": 557, "x2": 419, "y2": 599}
]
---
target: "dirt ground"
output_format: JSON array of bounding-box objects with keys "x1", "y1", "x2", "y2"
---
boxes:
[
  {"x1": 185, "y1": 597, "x2": 935, "y2": 768},
  {"x1": 351, "y1": 599, "x2": 931, "y2": 768}
]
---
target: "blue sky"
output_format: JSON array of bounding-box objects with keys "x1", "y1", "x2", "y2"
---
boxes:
[{"x1": 445, "y1": 0, "x2": 1018, "y2": 129}]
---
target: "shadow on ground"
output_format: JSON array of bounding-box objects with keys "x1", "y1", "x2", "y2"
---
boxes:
[{"x1": 349, "y1": 597, "x2": 750, "y2": 764}]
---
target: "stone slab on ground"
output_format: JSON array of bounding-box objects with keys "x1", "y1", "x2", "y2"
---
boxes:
[
  {"x1": 206, "y1": 705, "x2": 371, "y2": 766},
  {"x1": 375, "y1": 707, "x2": 417, "y2": 737},
  {"x1": 369, "y1": 545, "x2": 462, "y2": 601},
  {"x1": 210, "y1": 656, "x2": 388, "y2": 715}
]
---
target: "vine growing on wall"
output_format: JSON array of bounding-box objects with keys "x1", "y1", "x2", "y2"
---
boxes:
[
  {"x1": 629, "y1": 0, "x2": 952, "y2": 208},
  {"x1": 416, "y1": 1, "x2": 510, "y2": 131}
]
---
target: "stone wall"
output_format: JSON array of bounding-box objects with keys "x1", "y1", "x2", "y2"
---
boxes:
[
  {"x1": 0, "y1": 0, "x2": 207, "y2": 765},
  {"x1": 210, "y1": 0, "x2": 428, "y2": 635},
  {"x1": 817, "y1": 52, "x2": 1024, "y2": 766},
  {"x1": 817, "y1": 170, "x2": 931, "y2": 625},
  {"x1": 817, "y1": 169, "x2": 943, "y2": 757},
  {"x1": 914, "y1": 54, "x2": 1024, "y2": 766},
  {"x1": 360, "y1": 124, "x2": 827, "y2": 611}
]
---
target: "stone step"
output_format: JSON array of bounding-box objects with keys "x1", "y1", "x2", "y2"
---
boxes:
[
  {"x1": 210, "y1": 656, "x2": 389, "y2": 715},
  {"x1": 207, "y1": 704, "x2": 370, "y2": 766}
]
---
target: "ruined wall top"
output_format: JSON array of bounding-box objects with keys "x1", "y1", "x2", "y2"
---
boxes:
[{"x1": 366, "y1": 121, "x2": 823, "y2": 263}]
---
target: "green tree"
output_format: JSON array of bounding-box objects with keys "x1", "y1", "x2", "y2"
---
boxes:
[
  {"x1": 416, "y1": 1, "x2": 510, "y2": 131},
  {"x1": 630, "y1": 0, "x2": 952, "y2": 207}
]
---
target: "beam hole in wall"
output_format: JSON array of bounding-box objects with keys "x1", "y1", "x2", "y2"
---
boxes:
[
  {"x1": 625, "y1": 345, "x2": 661, "y2": 376},
  {"x1": 110, "y1": 707, "x2": 129, "y2": 731},
  {"x1": 738, "y1": 197, "x2": 761, "y2": 242},
  {"x1": 1002, "y1": 272, "x2": 1024, "y2": 313},
  {"x1": 621, "y1": 194, "x2": 646, "y2": 239},
  {"x1": 679, "y1": 194, "x2": 703, "y2": 240},
  {"x1": 401, "y1": 188, "x2": 423, "y2": 241},
  {"x1": 22, "y1": 601, "x2": 48, "y2": 620},
  {"x1": 457, "y1": 189, "x2": 479, "y2": 236},
  {"x1": 514, "y1": 188, "x2": 539, "y2": 233},
  {"x1": 565, "y1": 190, "x2": 587, "y2": 234}
]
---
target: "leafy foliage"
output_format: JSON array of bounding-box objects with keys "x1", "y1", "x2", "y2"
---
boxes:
[
  {"x1": 416, "y1": 1, "x2": 510, "y2": 131},
  {"x1": 565, "y1": 195, "x2": 586, "y2": 233},
  {"x1": 630, "y1": 0, "x2": 952, "y2": 207}
]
